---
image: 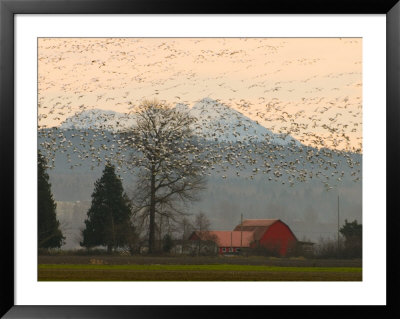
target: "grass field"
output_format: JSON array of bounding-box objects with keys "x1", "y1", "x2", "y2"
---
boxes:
[
  {"x1": 38, "y1": 255, "x2": 362, "y2": 267},
  {"x1": 38, "y1": 262, "x2": 362, "y2": 281}
]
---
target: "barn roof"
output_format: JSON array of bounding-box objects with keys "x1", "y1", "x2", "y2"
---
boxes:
[
  {"x1": 191, "y1": 230, "x2": 255, "y2": 247},
  {"x1": 236, "y1": 219, "x2": 279, "y2": 227},
  {"x1": 233, "y1": 219, "x2": 279, "y2": 240},
  {"x1": 190, "y1": 219, "x2": 297, "y2": 248}
]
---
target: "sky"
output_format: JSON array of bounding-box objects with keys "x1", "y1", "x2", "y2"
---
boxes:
[{"x1": 38, "y1": 38, "x2": 362, "y2": 152}]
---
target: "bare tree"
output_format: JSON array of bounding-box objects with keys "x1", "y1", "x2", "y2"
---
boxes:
[
  {"x1": 181, "y1": 216, "x2": 195, "y2": 240},
  {"x1": 193, "y1": 212, "x2": 217, "y2": 255},
  {"x1": 178, "y1": 216, "x2": 195, "y2": 254},
  {"x1": 194, "y1": 212, "x2": 211, "y2": 232},
  {"x1": 121, "y1": 99, "x2": 208, "y2": 253}
]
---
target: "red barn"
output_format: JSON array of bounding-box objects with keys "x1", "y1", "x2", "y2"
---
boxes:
[
  {"x1": 189, "y1": 219, "x2": 298, "y2": 257},
  {"x1": 234, "y1": 219, "x2": 298, "y2": 256}
]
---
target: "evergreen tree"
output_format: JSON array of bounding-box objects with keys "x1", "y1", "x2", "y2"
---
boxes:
[
  {"x1": 340, "y1": 219, "x2": 362, "y2": 258},
  {"x1": 38, "y1": 152, "x2": 65, "y2": 248},
  {"x1": 162, "y1": 234, "x2": 174, "y2": 253},
  {"x1": 81, "y1": 163, "x2": 133, "y2": 253}
]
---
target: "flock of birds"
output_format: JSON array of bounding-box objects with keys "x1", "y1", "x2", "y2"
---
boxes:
[
  {"x1": 38, "y1": 97, "x2": 361, "y2": 192},
  {"x1": 38, "y1": 38, "x2": 362, "y2": 191}
]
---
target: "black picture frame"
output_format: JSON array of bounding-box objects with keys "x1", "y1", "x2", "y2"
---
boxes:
[{"x1": 1, "y1": 0, "x2": 399, "y2": 318}]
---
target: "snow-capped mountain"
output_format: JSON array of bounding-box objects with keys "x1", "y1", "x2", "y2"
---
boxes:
[
  {"x1": 59, "y1": 98, "x2": 300, "y2": 146},
  {"x1": 60, "y1": 109, "x2": 137, "y2": 131},
  {"x1": 188, "y1": 98, "x2": 299, "y2": 145}
]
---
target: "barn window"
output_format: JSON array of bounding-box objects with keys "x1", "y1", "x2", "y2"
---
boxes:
[
  {"x1": 229, "y1": 248, "x2": 233, "y2": 252},
  {"x1": 236, "y1": 248, "x2": 241, "y2": 252},
  {"x1": 222, "y1": 248, "x2": 226, "y2": 252}
]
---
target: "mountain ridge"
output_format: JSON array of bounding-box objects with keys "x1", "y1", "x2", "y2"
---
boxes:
[{"x1": 59, "y1": 97, "x2": 300, "y2": 146}]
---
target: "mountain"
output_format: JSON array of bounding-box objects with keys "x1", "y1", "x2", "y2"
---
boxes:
[
  {"x1": 189, "y1": 98, "x2": 300, "y2": 145},
  {"x1": 59, "y1": 98, "x2": 300, "y2": 146},
  {"x1": 60, "y1": 109, "x2": 136, "y2": 131}
]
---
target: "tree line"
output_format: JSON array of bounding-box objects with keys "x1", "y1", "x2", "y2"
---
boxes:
[
  {"x1": 39, "y1": 149, "x2": 362, "y2": 258},
  {"x1": 38, "y1": 156, "x2": 212, "y2": 253}
]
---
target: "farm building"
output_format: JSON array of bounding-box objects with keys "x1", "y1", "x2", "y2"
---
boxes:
[
  {"x1": 189, "y1": 219, "x2": 298, "y2": 256},
  {"x1": 189, "y1": 230, "x2": 255, "y2": 254}
]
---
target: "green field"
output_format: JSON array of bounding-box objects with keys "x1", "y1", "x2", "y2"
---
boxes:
[{"x1": 38, "y1": 263, "x2": 362, "y2": 281}]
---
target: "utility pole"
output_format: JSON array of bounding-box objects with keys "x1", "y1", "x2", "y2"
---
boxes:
[{"x1": 337, "y1": 194, "x2": 340, "y2": 254}]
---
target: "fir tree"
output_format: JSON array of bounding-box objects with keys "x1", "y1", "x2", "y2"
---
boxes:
[
  {"x1": 81, "y1": 163, "x2": 133, "y2": 253},
  {"x1": 340, "y1": 219, "x2": 362, "y2": 258},
  {"x1": 162, "y1": 234, "x2": 174, "y2": 253},
  {"x1": 38, "y1": 152, "x2": 65, "y2": 248}
]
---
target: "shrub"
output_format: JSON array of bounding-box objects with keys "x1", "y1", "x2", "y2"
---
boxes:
[{"x1": 247, "y1": 242, "x2": 280, "y2": 257}]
